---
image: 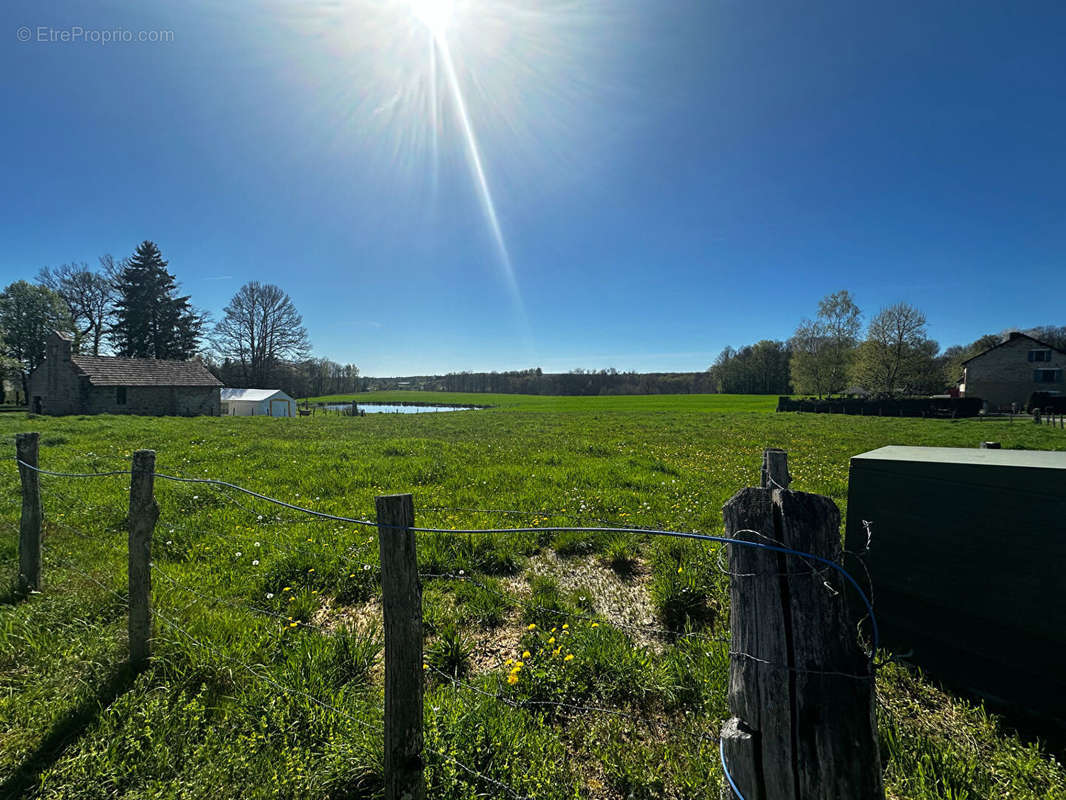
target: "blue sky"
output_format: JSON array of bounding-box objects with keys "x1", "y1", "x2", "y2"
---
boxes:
[{"x1": 2, "y1": 0, "x2": 1064, "y2": 375}]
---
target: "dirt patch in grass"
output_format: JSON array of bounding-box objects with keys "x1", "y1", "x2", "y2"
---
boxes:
[
  {"x1": 516, "y1": 551, "x2": 665, "y2": 649},
  {"x1": 465, "y1": 608, "x2": 528, "y2": 674},
  {"x1": 312, "y1": 595, "x2": 383, "y2": 632}
]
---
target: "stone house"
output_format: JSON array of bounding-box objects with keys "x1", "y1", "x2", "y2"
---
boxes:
[
  {"x1": 960, "y1": 332, "x2": 1066, "y2": 411},
  {"x1": 29, "y1": 331, "x2": 222, "y2": 416}
]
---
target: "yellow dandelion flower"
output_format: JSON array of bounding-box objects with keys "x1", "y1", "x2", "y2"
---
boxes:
[
  {"x1": 562, "y1": 623, "x2": 569, "y2": 630},
  {"x1": 289, "y1": 622, "x2": 298, "y2": 628},
  {"x1": 282, "y1": 587, "x2": 291, "y2": 592},
  {"x1": 505, "y1": 658, "x2": 514, "y2": 666},
  {"x1": 548, "y1": 637, "x2": 555, "y2": 644},
  {"x1": 564, "y1": 653, "x2": 574, "y2": 662},
  {"x1": 507, "y1": 673, "x2": 519, "y2": 685},
  {"x1": 423, "y1": 664, "x2": 429, "y2": 670},
  {"x1": 522, "y1": 650, "x2": 531, "y2": 659},
  {"x1": 515, "y1": 661, "x2": 524, "y2": 668},
  {"x1": 527, "y1": 623, "x2": 536, "y2": 631},
  {"x1": 677, "y1": 565, "x2": 683, "y2": 573},
  {"x1": 551, "y1": 627, "x2": 557, "y2": 634},
  {"x1": 591, "y1": 622, "x2": 599, "y2": 628},
  {"x1": 553, "y1": 647, "x2": 561, "y2": 656}
]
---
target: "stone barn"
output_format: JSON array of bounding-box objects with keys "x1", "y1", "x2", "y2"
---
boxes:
[{"x1": 29, "y1": 331, "x2": 221, "y2": 416}]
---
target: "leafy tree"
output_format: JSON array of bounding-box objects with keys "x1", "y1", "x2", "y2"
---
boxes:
[
  {"x1": 37, "y1": 257, "x2": 118, "y2": 355},
  {"x1": 111, "y1": 241, "x2": 203, "y2": 359},
  {"x1": 789, "y1": 290, "x2": 861, "y2": 397},
  {"x1": 212, "y1": 282, "x2": 311, "y2": 386},
  {"x1": 852, "y1": 302, "x2": 938, "y2": 396},
  {"x1": 0, "y1": 281, "x2": 73, "y2": 395}
]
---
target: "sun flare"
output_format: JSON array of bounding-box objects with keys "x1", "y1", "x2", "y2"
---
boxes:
[{"x1": 410, "y1": 0, "x2": 455, "y2": 36}]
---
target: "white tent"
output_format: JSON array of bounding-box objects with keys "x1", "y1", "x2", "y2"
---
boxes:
[{"x1": 220, "y1": 388, "x2": 295, "y2": 417}]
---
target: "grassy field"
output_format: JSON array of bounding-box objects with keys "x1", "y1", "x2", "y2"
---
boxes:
[{"x1": 1, "y1": 394, "x2": 1064, "y2": 799}]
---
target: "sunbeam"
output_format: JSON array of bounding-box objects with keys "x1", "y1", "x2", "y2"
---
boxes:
[{"x1": 433, "y1": 32, "x2": 521, "y2": 308}]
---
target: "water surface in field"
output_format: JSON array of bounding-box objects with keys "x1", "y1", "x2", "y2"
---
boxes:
[{"x1": 322, "y1": 403, "x2": 479, "y2": 414}]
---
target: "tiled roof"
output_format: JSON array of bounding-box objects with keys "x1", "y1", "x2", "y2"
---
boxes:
[
  {"x1": 71, "y1": 355, "x2": 223, "y2": 387},
  {"x1": 961, "y1": 333, "x2": 1066, "y2": 365}
]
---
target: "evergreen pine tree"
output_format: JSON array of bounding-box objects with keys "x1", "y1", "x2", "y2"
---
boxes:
[{"x1": 111, "y1": 241, "x2": 202, "y2": 359}]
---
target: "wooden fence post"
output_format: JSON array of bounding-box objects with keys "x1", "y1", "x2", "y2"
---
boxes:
[
  {"x1": 16, "y1": 432, "x2": 42, "y2": 594},
  {"x1": 721, "y1": 454, "x2": 883, "y2": 800},
  {"x1": 128, "y1": 450, "x2": 158, "y2": 667},
  {"x1": 760, "y1": 448, "x2": 790, "y2": 491},
  {"x1": 377, "y1": 494, "x2": 425, "y2": 800}
]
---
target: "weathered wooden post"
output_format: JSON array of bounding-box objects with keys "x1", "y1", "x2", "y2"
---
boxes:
[
  {"x1": 128, "y1": 450, "x2": 158, "y2": 667},
  {"x1": 16, "y1": 432, "x2": 43, "y2": 594},
  {"x1": 377, "y1": 493, "x2": 425, "y2": 800},
  {"x1": 760, "y1": 448, "x2": 790, "y2": 491},
  {"x1": 720, "y1": 452, "x2": 883, "y2": 800}
]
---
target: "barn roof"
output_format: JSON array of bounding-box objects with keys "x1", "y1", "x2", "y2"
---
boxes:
[
  {"x1": 961, "y1": 332, "x2": 1066, "y2": 365},
  {"x1": 71, "y1": 355, "x2": 222, "y2": 387},
  {"x1": 220, "y1": 388, "x2": 291, "y2": 402}
]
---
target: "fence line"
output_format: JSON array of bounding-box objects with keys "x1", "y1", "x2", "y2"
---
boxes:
[
  {"x1": 8, "y1": 442, "x2": 882, "y2": 800},
  {"x1": 12, "y1": 456, "x2": 880, "y2": 655}
]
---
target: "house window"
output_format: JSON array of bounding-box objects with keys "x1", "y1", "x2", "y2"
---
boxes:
[
  {"x1": 1033, "y1": 369, "x2": 1063, "y2": 384},
  {"x1": 1028, "y1": 349, "x2": 1052, "y2": 362},
  {"x1": 116, "y1": 387, "x2": 127, "y2": 405}
]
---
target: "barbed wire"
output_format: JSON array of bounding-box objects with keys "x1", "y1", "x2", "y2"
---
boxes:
[
  {"x1": 151, "y1": 563, "x2": 333, "y2": 634},
  {"x1": 151, "y1": 605, "x2": 530, "y2": 799},
  {"x1": 13, "y1": 454, "x2": 879, "y2": 800},
  {"x1": 41, "y1": 550, "x2": 127, "y2": 604},
  {"x1": 150, "y1": 605, "x2": 379, "y2": 730},
  {"x1": 419, "y1": 571, "x2": 712, "y2": 643},
  {"x1": 13, "y1": 456, "x2": 879, "y2": 658}
]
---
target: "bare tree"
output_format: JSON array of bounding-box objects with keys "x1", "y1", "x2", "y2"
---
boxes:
[
  {"x1": 37, "y1": 256, "x2": 118, "y2": 355},
  {"x1": 213, "y1": 282, "x2": 310, "y2": 386},
  {"x1": 852, "y1": 302, "x2": 933, "y2": 396}
]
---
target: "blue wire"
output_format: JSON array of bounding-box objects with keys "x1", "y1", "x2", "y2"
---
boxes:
[
  {"x1": 17, "y1": 454, "x2": 878, "y2": 800},
  {"x1": 720, "y1": 738, "x2": 746, "y2": 800}
]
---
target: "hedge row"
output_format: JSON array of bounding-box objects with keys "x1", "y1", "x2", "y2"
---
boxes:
[{"x1": 776, "y1": 396, "x2": 984, "y2": 417}]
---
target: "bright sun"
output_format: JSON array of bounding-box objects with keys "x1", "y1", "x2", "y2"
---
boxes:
[{"x1": 410, "y1": 0, "x2": 455, "y2": 35}]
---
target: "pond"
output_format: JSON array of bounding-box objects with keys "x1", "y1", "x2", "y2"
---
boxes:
[{"x1": 321, "y1": 403, "x2": 480, "y2": 414}]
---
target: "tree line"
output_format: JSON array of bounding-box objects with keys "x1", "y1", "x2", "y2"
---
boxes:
[
  {"x1": 0, "y1": 240, "x2": 360, "y2": 400},
  {"x1": 2, "y1": 250, "x2": 1061, "y2": 401},
  {"x1": 710, "y1": 290, "x2": 1065, "y2": 398},
  {"x1": 364, "y1": 368, "x2": 717, "y2": 396}
]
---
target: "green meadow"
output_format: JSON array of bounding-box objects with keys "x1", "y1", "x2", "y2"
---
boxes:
[{"x1": 1, "y1": 394, "x2": 1064, "y2": 799}]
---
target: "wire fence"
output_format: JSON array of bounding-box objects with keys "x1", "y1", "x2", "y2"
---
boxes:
[{"x1": 6, "y1": 448, "x2": 881, "y2": 800}]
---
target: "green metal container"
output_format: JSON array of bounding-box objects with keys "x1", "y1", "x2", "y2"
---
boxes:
[{"x1": 844, "y1": 445, "x2": 1066, "y2": 718}]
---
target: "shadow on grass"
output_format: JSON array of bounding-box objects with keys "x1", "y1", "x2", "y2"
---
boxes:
[
  {"x1": 0, "y1": 663, "x2": 142, "y2": 799},
  {"x1": 0, "y1": 582, "x2": 29, "y2": 607}
]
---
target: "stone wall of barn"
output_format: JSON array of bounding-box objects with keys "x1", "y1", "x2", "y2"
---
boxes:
[
  {"x1": 963, "y1": 335, "x2": 1066, "y2": 411},
  {"x1": 82, "y1": 385, "x2": 221, "y2": 416},
  {"x1": 28, "y1": 337, "x2": 80, "y2": 415}
]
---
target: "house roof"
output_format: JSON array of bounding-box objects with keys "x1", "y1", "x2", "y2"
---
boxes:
[
  {"x1": 960, "y1": 332, "x2": 1066, "y2": 365},
  {"x1": 220, "y1": 388, "x2": 291, "y2": 402},
  {"x1": 71, "y1": 355, "x2": 222, "y2": 387}
]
